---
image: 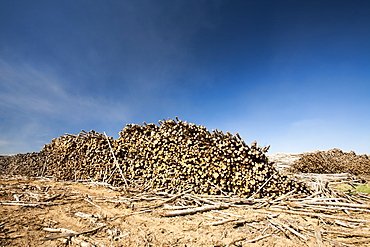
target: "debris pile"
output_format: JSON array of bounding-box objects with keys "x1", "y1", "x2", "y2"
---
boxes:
[
  {"x1": 42, "y1": 130, "x2": 117, "y2": 182},
  {"x1": 290, "y1": 148, "x2": 370, "y2": 175},
  {"x1": 0, "y1": 151, "x2": 49, "y2": 177},
  {"x1": 0, "y1": 119, "x2": 310, "y2": 198},
  {"x1": 114, "y1": 119, "x2": 307, "y2": 197}
]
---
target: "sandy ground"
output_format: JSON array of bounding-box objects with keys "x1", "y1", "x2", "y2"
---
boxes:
[{"x1": 1, "y1": 176, "x2": 370, "y2": 247}]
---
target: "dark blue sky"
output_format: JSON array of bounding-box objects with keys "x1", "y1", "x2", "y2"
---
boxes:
[{"x1": 1, "y1": 0, "x2": 370, "y2": 155}]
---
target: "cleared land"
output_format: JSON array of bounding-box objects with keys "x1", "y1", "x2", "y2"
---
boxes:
[
  {"x1": 1, "y1": 171, "x2": 370, "y2": 247},
  {"x1": 1, "y1": 119, "x2": 370, "y2": 246}
]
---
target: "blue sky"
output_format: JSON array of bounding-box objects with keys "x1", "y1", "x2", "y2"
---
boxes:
[{"x1": 1, "y1": 0, "x2": 370, "y2": 155}]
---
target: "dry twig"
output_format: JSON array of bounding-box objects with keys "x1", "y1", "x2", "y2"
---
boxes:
[{"x1": 163, "y1": 203, "x2": 229, "y2": 217}]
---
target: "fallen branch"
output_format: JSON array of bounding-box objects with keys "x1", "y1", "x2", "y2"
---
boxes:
[
  {"x1": 104, "y1": 131, "x2": 128, "y2": 187},
  {"x1": 41, "y1": 225, "x2": 105, "y2": 241},
  {"x1": 207, "y1": 218, "x2": 237, "y2": 226},
  {"x1": 1, "y1": 202, "x2": 61, "y2": 207},
  {"x1": 303, "y1": 231, "x2": 349, "y2": 247},
  {"x1": 314, "y1": 225, "x2": 323, "y2": 247},
  {"x1": 267, "y1": 219, "x2": 290, "y2": 238},
  {"x1": 323, "y1": 230, "x2": 370, "y2": 238},
  {"x1": 269, "y1": 219, "x2": 307, "y2": 241},
  {"x1": 162, "y1": 205, "x2": 197, "y2": 210},
  {"x1": 271, "y1": 189, "x2": 297, "y2": 203},
  {"x1": 43, "y1": 228, "x2": 76, "y2": 233},
  {"x1": 229, "y1": 233, "x2": 273, "y2": 245},
  {"x1": 249, "y1": 174, "x2": 274, "y2": 199},
  {"x1": 185, "y1": 194, "x2": 219, "y2": 205},
  {"x1": 213, "y1": 211, "x2": 243, "y2": 218},
  {"x1": 150, "y1": 189, "x2": 191, "y2": 209},
  {"x1": 162, "y1": 203, "x2": 229, "y2": 217},
  {"x1": 42, "y1": 193, "x2": 64, "y2": 202},
  {"x1": 334, "y1": 220, "x2": 359, "y2": 228},
  {"x1": 232, "y1": 216, "x2": 267, "y2": 227},
  {"x1": 300, "y1": 201, "x2": 370, "y2": 208},
  {"x1": 268, "y1": 208, "x2": 370, "y2": 223},
  {"x1": 244, "y1": 233, "x2": 273, "y2": 243},
  {"x1": 300, "y1": 205, "x2": 370, "y2": 213},
  {"x1": 84, "y1": 198, "x2": 100, "y2": 208},
  {"x1": 0, "y1": 235, "x2": 24, "y2": 239}
]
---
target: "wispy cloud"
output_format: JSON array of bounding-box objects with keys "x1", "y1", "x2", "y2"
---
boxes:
[
  {"x1": 0, "y1": 59, "x2": 130, "y2": 121},
  {"x1": 0, "y1": 59, "x2": 131, "y2": 154},
  {"x1": 0, "y1": 139, "x2": 9, "y2": 147}
]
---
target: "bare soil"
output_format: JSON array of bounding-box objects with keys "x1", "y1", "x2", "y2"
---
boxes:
[{"x1": 1, "y1": 177, "x2": 370, "y2": 247}]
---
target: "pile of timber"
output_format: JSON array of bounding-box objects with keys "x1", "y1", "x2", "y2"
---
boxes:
[
  {"x1": 41, "y1": 130, "x2": 117, "y2": 182},
  {"x1": 290, "y1": 148, "x2": 370, "y2": 175},
  {"x1": 0, "y1": 119, "x2": 310, "y2": 198},
  {"x1": 0, "y1": 151, "x2": 49, "y2": 177},
  {"x1": 114, "y1": 119, "x2": 309, "y2": 197}
]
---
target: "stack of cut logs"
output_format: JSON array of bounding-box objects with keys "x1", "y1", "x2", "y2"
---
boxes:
[
  {"x1": 0, "y1": 119, "x2": 310, "y2": 198},
  {"x1": 0, "y1": 151, "x2": 49, "y2": 177},
  {"x1": 42, "y1": 130, "x2": 117, "y2": 182},
  {"x1": 290, "y1": 148, "x2": 370, "y2": 176},
  {"x1": 113, "y1": 119, "x2": 308, "y2": 197}
]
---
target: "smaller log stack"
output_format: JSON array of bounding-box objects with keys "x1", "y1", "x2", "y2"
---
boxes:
[
  {"x1": 290, "y1": 148, "x2": 370, "y2": 175},
  {"x1": 42, "y1": 130, "x2": 117, "y2": 182},
  {"x1": 0, "y1": 151, "x2": 49, "y2": 177}
]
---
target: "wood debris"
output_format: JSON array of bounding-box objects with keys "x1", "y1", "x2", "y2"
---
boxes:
[
  {"x1": 0, "y1": 175, "x2": 369, "y2": 246},
  {"x1": 1, "y1": 118, "x2": 370, "y2": 246},
  {"x1": 0, "y1": 118, "x2": 310, "y2": 198},
  {"x1": 291, "y1": 148, "x2": 370, "y2": 175}
]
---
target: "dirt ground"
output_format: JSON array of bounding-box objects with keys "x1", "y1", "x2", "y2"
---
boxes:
[{"x1": 1, "y1": 176, "x2": 370, "y2": 247}]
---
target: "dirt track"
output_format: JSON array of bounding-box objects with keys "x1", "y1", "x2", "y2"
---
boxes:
[{"x1": 1, "y1": 176, "x2": 370, "y2": 247}]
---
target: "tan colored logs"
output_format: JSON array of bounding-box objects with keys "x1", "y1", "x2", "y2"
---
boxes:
[
  {"x1": 0, "y1": 119, "x2": 310, "y2": 198},
  {"x1": 291, "y1": 148, "x2": 370, "y2": 176}
]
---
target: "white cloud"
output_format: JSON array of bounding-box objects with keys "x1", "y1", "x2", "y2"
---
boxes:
[
  {"x1": 0, "y1": 59, "x2": 131, "y2": 154},
  {"x1": 0, "y1": 59, "x2": 130, "y2": 122}
]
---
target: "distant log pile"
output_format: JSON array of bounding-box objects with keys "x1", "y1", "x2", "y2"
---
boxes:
[
  {"x1": 290, "y1": 148, "x2": 370, "y2": 175},
  {"x1": 0, "y1": 151, "x2": 49, "y2": 177},
  {"x1": 0, "y1": 119, "x2": 310, "y2": 198}
]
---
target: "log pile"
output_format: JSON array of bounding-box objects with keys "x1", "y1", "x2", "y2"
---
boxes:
[
  {"x1": 0, "y1": 131, "x2": 117, "y2": 181},
  {"x1": 0, "y1": 151, "x2": 49, "y2": 177},
  {"x1": 290, "y1": 148, "x2": 370, "y2": 175},
  {"x1": 0, "y1": 118, "x2": 310, "y2": 198},
  {"x1": 114, "y1": 118, "x2": 308, "y2": 197},
  {"x1": 42, "y1": 130, "x2": 117, "y2": 182}
]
